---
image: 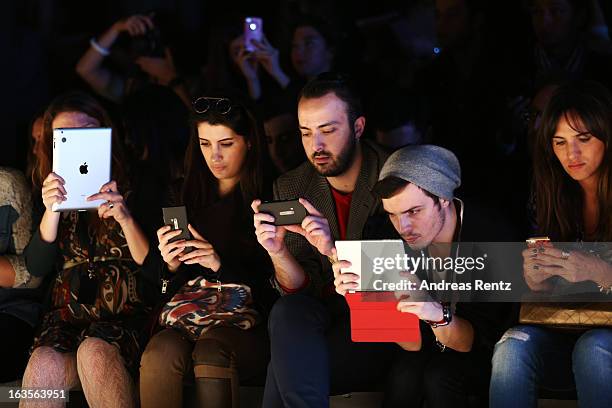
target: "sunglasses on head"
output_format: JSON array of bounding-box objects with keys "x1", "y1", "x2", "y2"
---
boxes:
[{"x1": 192, "y1": 97, "x2": 233, "y2": 114}]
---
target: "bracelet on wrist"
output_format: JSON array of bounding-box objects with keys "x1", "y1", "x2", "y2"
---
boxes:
[
  {"x1": 90, "y1": 38, "x2": 110, "y2": 57},
  {"x1": 425, "y1": 302, "x2": 452, "y2": 328}
]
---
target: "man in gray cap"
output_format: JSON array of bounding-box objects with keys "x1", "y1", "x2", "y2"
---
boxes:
[
  {"x1": 373, "y1": 144, "x2": 461, "y2": 251},
  {"x1": 333, "y1": 144, "x2": 514, "y2": 407}
]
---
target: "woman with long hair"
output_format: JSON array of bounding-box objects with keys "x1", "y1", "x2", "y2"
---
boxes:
[
  {"x1": 20, "y1": 91, "x2": 156, "y2": 408},
  {"x1": 139, "y1": 92, "x2": 276, "y2": 408},
  {"x1": 490, "y1": 80, "x2": 612, "y2": 407}
]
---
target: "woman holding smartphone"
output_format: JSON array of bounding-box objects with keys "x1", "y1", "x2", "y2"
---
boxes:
[
  {"x1": 490, "y1": 81, "x2": 612, "y2": 407},
  {"x1": 139, "y1": 93, "x2": 276, "y2": 408},
  {"x1": 20, "y1": 91, "x2": 157, "y2": 408}
]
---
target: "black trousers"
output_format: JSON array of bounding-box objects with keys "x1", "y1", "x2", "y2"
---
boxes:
[
  {"x1": 0, "y1": 313, "x2": 35, "y2": 382},
  {"x1": 383, "y1": 343, "x2": 492, "y2": 408},
  {"x1": 262, "y1": 293, "x2": 400, "y2": 408}
]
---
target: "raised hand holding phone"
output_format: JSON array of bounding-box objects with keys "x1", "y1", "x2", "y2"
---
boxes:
[
  {"x1": 252, "y1": 199, "x2": 289, "y2": 256},
  {"x1": 284, "y1": 198, "x2": 334, "y2": 258},
  {"x1": 244, "y1": 17, "x2": 263, "y2": 52},
  {"x1": 179, "y1": 224, "x2": 221, "y2": 272},
  {"x1": 159, "y1": 206, "x2": 192, "y2": 272},
  {"x1": 523, "y1": 237, "x2": 554, "y2": 292}
]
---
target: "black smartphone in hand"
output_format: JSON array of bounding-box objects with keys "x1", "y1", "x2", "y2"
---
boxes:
[
  {"x1": 258, "y1": 199, "x2": 308, "y2": 226},
  {"x1": 162, "y1": 206, "x2": 193, "y2": 253}
]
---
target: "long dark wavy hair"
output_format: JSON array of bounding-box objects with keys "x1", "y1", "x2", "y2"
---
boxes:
[
  {"x1": 182, "y1": 92, "x2": 270, "y2": 214},
  {"x1": 35, "y1": 91, "x2": 128, "y2": 192},
  {"x1": 533, "y1": 80, "x2": 612, "y2": 241}
]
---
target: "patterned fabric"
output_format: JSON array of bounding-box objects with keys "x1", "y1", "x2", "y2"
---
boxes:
[
  {"x1": 160, "y1": 277, "x2": 260, "y2": 341},
  {"x1": 32, "y1": 212, "x2": 148, "y2": 371},
  {"x1": 49, "y1": 212, "x2": 142, "y2": 321},
  {"x1": 0, "y1": 167, "x2": 35, "y2": 288}
]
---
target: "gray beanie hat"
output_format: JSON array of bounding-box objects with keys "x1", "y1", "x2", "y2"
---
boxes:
[{"x1": 378, "y1": 145, "x2": 461, "y2": 200}]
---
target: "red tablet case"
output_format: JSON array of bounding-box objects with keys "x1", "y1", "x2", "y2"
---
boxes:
[{"x1": 345, "y1": 291, "x2": 420, "y2": 342}]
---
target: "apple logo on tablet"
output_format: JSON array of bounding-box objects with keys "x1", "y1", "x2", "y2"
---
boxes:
[{"x1": 79, "y1": 162, "x2": 88, "y2": 174}]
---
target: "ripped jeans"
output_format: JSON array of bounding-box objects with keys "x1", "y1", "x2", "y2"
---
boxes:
[{"x1": 489, "y1": 325, "x2": 612, "y2": 408}]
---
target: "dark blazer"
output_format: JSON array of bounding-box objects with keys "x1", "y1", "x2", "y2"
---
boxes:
[{"x1": 272, "y1": 140, "x2": 391, "y2": 297}]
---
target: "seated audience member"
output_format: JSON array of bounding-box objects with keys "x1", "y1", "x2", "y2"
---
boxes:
[
  {"x1": 139, "y1": 93, "x2": 277, "y2": 408},
  {"x1": 507, "y1": 0, "x2": 612, "y2": 95},
  {"x1": 261, "y1": 97, "x2": 305, "y2": 173},
  {"x1": 199, "y1": 20, "x2": 288, "y2": 102},
  {"x1": 252, "y1": 73, "x2": 400, "y2": 406},
  {"x1": 20, "y1": 91, "x2": 156, "y2": 408},
  {"x1": 232, "y1": 16, "x2": 337, "y2": 102},
  {"x1": 0, "y1": 167, "x2": 43, "y2": 383},
  {"x1": 370, "y1": 88, "x2": 424, "y2": 149},
  {"x1": 75, "y1": 14, "x2": 190, "y2": 105},
  {"x1": 490, "y1": 81, "x2": 612, "y2": 407},
  {"x1": 288, "y1": 17, "x2": 337, "y2": 81},
  {"x1": 334, "y1": 145, "x2": 514, "y2": 407}
]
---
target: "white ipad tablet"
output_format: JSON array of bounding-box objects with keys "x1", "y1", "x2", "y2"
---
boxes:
[
  {"x1": 335, "y1": 240, "x2": 406, "y2": 292},
  {"x1": 52, "y1": 127, "x2": 112, "y2": 212},
  {"x1": 335, "y1": 240, "x2": 363, "y2": 291}
]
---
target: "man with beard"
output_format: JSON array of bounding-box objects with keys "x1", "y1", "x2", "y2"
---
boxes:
[{"x1": 252, "y1": 72, "x2": 399, "y2": 407}]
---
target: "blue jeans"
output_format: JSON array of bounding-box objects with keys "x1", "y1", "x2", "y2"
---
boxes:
[{"x1": 490, "y1": 325, "x2": 612, "y2": 408}]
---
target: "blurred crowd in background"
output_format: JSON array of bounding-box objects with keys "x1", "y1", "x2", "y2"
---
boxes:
[{"x1": 6, "y1": 0, "x2": 612, "y2": 237}]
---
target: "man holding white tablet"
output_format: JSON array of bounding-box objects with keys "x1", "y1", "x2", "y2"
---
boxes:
[{"x1": 333, "y1": 145, "x2": 514, "y2": 408}]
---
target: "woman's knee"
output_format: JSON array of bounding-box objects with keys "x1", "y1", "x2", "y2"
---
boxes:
[
  {"x1": 28, "y1": 346, "x2": 63, "y2": 368},
  {"x1": 76, "y1": 337, "x2": 122, "y2": 373},
  {"x1": 141, "y1": 329, "x2": 192, "y2": 375},
  {"x1": 24, "y1": 347, "x2": 72, "y2": 386},
  {"x1": 23, "y1": 346, "x2": 79, "y2": 388},
  {"x1": 572, "y1": 329, "x2": 612, "y2": 373}
]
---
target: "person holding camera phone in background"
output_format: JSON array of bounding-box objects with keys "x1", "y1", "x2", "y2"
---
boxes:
[
  {"x1": 20, "y1": 91, "x2": 157, "y2": 408},
  {"x1": 139, "y1": 93, "x2": 277, "y2": 408},
  {"x1": 490, "y1": 81, "x2": 612, "y2": 408},
  {"x1": 75, "y1": 13, "x2": 190, "y2": 106},
  {"x1": 252, "y1": 73, "x2": 400, "y2": 407},
  {"x1": 232, "y1": 16, "x2": 336, "y2": 103}
]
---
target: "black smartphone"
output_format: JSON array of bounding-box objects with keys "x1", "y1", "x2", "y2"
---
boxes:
[
  {"x1": 162, "y1": 206, "x2": 193, "y2": 253},
  {"x1": 258, "y1": 199, "x2": 308, "y2": 226}
]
